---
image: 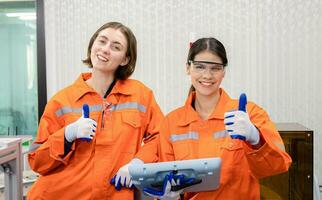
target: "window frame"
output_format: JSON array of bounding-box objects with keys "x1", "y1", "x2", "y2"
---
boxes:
[{"x1": 36, "y1": 0, "x2": 47, "y2": 121}]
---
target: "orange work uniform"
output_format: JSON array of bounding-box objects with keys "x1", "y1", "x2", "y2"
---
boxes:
[
  {"x1": 27, "y1": 73, "x2": 163, "y2": 200},
  {"x1": 158, "y1": 89, "x2": 292, "y2": 200}
]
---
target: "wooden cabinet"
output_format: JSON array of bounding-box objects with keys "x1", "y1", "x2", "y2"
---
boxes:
[{"x1": 260, "y1": 123, "x2": 313, "y2": 200}]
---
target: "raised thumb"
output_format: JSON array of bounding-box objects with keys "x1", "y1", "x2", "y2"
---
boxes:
[
  {"x1": 82, "y1": 104, "x2": 90, "y2": 118},
  {"x1": 238, "y1": 93, "x2": 247, "y2": 112}
]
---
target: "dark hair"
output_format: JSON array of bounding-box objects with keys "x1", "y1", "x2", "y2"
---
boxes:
[
  {"x1": 187, "y1": 37, "x2": 228, "y2": 94},
  {"x1": 82, "y1": 22, "x2": 137, "y2": 80}
]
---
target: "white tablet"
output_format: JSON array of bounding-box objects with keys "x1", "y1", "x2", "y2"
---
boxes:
[{"x1": 129, "y1": 157, "x2": 221, "y2": 192}]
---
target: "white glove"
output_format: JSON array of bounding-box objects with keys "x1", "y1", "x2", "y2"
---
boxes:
[
  {"x1": 65, "y1": 108, "x2": 97, "y2": 142},
  {"x1": 144, "y1": 173, "x2": 183, "y2": 200},
  {"x1": 224, "y1": 110, "x2": 260, "y2": 145},
  {"x1": 113, "y1": 158, "x2": 143, "y2": 189}
]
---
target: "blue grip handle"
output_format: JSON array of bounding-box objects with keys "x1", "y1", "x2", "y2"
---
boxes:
[
  {"x1": 238, "y1": 93, "x2": 247, "y2": 112},
  {"x1": 80, "y1": 104, "x2": 91, "y2": 142}
]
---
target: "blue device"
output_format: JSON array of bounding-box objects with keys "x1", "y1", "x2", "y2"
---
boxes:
[{"x1": 129, "y1": 157, "x2": 221, "y2": 193}]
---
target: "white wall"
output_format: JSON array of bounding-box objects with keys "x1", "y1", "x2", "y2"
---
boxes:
[{"x1": 44, "y1": 0, "x2": 322, "y2": 184}]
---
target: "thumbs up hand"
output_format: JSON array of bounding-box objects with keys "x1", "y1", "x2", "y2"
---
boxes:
[
  {"x1": 224, "y1": 93, "x2": 260, "y2": 145},
  {"x1": 65, "y1": 104, "x2": 97, "y2": 142}
]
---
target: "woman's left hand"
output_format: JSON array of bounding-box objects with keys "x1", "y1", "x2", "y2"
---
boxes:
[
  {"x1": 224, "y1": 110, "x2": 260, "y2": 145},
  {"x1": 110, "y1": 158, "x2": 143, "y2": 190}
]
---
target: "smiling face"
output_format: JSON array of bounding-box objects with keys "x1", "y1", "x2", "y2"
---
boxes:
[
  {"x1": 90, "y1": 28, "x2": 129, "y2": 74},
  {"x1": 187, "y1": 50, "x2": 225, "y2": 97}
]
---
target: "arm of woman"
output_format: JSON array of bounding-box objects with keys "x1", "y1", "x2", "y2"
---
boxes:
[
  {"x1": 134, "y1": 91, "x2": 164, "y2": 163},
  {"x1": 243, "y1": 103, "x2": 292, "y2": 179},
  {"x1": 28, "y1": 100, "x2": 75, "y2": 175},
  {"x1": 158, "y1": 116, "x2": 176, "y2": 162}
]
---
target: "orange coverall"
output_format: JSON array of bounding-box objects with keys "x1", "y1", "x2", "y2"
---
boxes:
[
  {"x1": 27, "y1": 73, "x2": 163, "y2": 200},
  {"x1": 158, "y1": 89, "x2": 292, "y2": 200}
]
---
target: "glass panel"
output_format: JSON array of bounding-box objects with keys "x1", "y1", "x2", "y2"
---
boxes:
[{"x1": 0, "y1": 1, "x2": 37, "y2": 136}]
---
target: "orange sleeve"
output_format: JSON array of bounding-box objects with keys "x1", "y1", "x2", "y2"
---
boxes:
[
  {"x1": 28, "y1": 100, "x2": 75, "y2": 175},
  {"x1": 243, "y1": 103, "x2": 292, "y2": 179},
  {"x1": 134, "y1": 91, "x2": 164, "y2": 163},
  {"x1": 158, "y1": 117, "x2": 176, "y2": 162}
]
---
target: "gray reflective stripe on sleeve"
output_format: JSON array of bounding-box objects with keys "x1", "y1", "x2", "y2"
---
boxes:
[
  {"x1": 110, "y1": 102, "x2": 147, "y2": 113},
  {"x1": 55, "y1": 107, "x2": 74, "y2": 117},
  {"x1": 213, "y1": 130, "x2": 228, "y2": 139},
  {"x1": 55, "y1": 104, "x2": 103, "y2": 117},
  {"x1": 274, "y1": 141, "x2": 286, "y2": 151},
  {"x1": 170, "y1": 132, "x2": 199, "y2": 142},
  {"x1": 28, "y1": 143, "x2": 42, "y2": 153}
]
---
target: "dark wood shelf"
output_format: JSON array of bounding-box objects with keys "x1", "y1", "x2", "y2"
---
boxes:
[{"x1": 260, "y1": 123, "x2": 313, "y2": 200}]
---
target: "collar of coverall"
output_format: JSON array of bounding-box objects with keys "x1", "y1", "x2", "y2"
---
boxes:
[
  {"x1": 72, "y1": 73, "x2": 133, "y2": 102},
  {"x1": 177, "y1": 88, "x2": 231, "y2": 126}
]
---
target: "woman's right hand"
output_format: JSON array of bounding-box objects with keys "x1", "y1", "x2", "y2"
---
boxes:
[
  {"x1": 64, "y1": 104, "x2": 97, "y2": 142},
  {"x1": 143, "y1": 172, "x2": 184, "y2": 200}
]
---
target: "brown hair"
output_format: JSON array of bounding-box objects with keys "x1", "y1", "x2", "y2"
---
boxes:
[
  {"x1": 82, "y1": 22, "x2": 137, "y2": 80},
  {"x1": 187, "y1": 37, "x2": 228, "y2": 94}
]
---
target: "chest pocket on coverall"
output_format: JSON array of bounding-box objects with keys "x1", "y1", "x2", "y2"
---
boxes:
[
  {"x1": 119, "y1": 111, "x2": 142, "y2": 153},
  {"x1": 219, "y1": 138, "x2": 244, "y2": 185},
  {"x1": 172, "y1": 140, "x2": 192, "y2": 160}
]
